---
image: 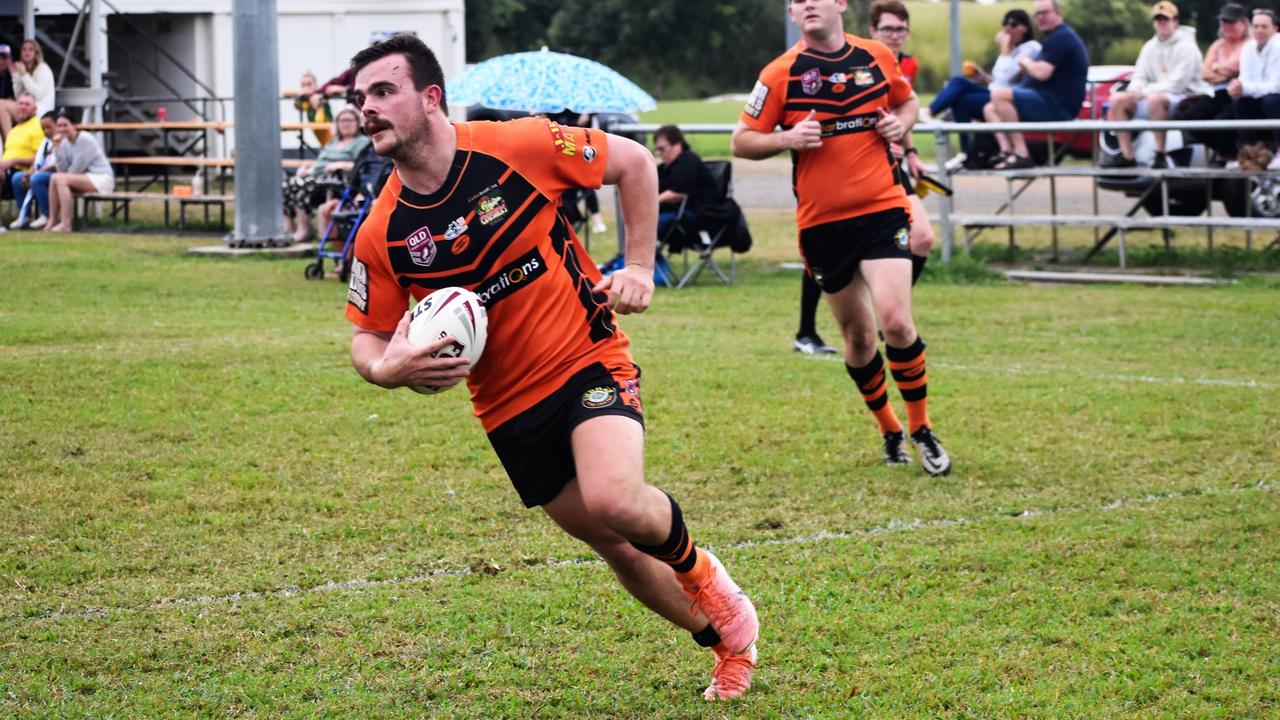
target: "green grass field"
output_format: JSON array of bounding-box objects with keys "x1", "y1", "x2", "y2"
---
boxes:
[{"x1": 2, "y1": 223, "x2": 1277, "y2": 718}]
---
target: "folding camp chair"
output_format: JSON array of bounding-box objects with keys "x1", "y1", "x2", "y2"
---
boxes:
[{"x1": 659, "y1": 160, "x2": 750, "y2": 289}]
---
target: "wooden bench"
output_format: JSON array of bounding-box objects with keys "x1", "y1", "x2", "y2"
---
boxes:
[{"x1": 81, "y1": 191, "x2": 235, "y2": 231}]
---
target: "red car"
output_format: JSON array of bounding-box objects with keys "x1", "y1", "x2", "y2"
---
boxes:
[{"x1": 1025, "y1": 65, "x2": 1134, "y2": 160}]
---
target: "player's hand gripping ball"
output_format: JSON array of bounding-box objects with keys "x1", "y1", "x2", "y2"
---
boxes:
[{"x1": 406, "y1": 287, "x2": 488, "y2": 394}]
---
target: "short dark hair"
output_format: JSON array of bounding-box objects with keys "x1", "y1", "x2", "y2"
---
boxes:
[
  {"x1": 350, "y1": 33, "x2": 448, "y2": 114},
  {"x1": 55, "y1": 106, "x2": 79, "y2": 123},
  {"x1": 654, "y1": 124, "x2": 689, "y2": 152},
  {"x1": 40, "y1": 111, "x2": 55, "y2": 121},
  {"x1": 871, "y1": 0, "x2": 910, "y2": 28}
]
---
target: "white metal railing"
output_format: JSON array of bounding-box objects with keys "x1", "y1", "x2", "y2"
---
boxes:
[{"x1": 612, "y1": 118, "x2": 1280, "y2": 268}]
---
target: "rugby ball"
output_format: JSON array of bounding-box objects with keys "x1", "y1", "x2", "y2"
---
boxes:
[{"x1": 406, "y1": 287, "x2": 488, "y2": 394}]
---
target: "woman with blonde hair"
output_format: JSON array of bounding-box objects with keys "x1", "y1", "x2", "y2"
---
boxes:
[
  {"x1": 282, "y1": 106, "x2": 369, "y2": 242},
  {"x1": 0, "y1": 39, "x2": 55, "y2": 137}
]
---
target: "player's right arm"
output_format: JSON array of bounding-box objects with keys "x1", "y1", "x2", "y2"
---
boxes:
[
  {"x1": 731, "y1": 110, "x2": 824, "y2": 159},
  {"x1": 731, "y1": 64, "x2": 822, "y2": 160},
  {"x1": 351, "y1": 311, "x2": 471, "y2": 390}
]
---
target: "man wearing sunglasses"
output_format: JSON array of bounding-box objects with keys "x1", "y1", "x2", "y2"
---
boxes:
[{"x1": 1103, "y1": 1, "x2": 1211, "y2": 169}]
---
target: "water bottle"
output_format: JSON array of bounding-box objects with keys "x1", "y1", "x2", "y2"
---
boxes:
[{"x1": 191, "y1": 171, "x2": 204, "y2": 196}]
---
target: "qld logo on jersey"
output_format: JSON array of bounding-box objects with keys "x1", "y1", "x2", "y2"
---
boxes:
[
  {"x1": 801, "y1": 67, "x2": 822, "y2": 95},
  {"x1": 405, "y1": 226, "x2": 437, "y2": 267}
]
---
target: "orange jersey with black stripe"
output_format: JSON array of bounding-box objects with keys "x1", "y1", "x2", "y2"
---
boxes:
[
  {"x1": 345, "y1": 117, "x2": 631, "y2": 431},
  {"x1": 741, "y1": 34, "x2": 913, "y2": 229}
]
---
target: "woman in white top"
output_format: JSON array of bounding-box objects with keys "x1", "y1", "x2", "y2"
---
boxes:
[
  {"x1": 0, "y1": 40, "x2": 55, "y2": 138},
  {"x1": 925, "y1": 8, "x2": 1042, "y2": 153},
  {"x1": 47, "y1": 108, "x2": 115, "y2": 233}
]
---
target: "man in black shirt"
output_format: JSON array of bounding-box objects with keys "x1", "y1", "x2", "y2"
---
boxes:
[{"x1": 655, "y1": 124, "x2": 715, "y2": 241}]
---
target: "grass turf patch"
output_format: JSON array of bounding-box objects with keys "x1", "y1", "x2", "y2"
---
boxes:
[{"x1": 1, "y1": 229, "x2": 1277, "y2": 716}]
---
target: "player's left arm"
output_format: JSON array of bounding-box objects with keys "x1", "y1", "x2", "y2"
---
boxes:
[
  {"x1": 878, "y1": 90, "x2": 918, "y2": 146},
  {"x1": 592, "y1": 133, "x2": 656, "y2": 314}
]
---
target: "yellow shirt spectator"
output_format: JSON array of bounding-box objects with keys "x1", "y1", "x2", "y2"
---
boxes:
[{"x1": 3, "y1": 115, "x2": 43, "y2": 169}]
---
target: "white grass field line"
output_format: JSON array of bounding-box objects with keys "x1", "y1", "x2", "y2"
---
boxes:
[
  {"x1": 810, "y1": 354, "x2": 1275, "y2": 390},
  {"x1": 9, "y1": 481, "x2": 1272, "y2": 626}
]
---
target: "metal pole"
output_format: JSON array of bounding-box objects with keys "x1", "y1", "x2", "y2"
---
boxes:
[
  {"x1": 87, "y1": 0, "x2": 107, "y2": 124},
  {"x1": 24, "y1": 0, "x2": 35, "y2": 40},
  {"x1": 949, "y1": 0, "x2": 962, "y2": 80},
  {"x1": 936, "y1": 127, "x2": 953, "y2": 263},
  {"x1": 227, "y1": 0, "x2": 287, "y2": 247}
]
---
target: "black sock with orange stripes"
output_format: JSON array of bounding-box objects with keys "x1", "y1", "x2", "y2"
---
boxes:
[
  {"x1": 847, "y1": 353, "x2": 904, "y2": 435},
  {"x1": 886, "y1": 336, "x2": 930, "y2": 433},
  {"x1": 631, "y1": 492, "x2": 699, "y2": 574}
]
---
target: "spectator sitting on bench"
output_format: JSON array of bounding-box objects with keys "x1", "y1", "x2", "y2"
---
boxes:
[
  {"x1": 982, "y1": 0, "x2": 1089, "y2": 169},
  {"x1": 47, "y1": 108, "x2": 114, "y2": 233},
  {"x1": 282, "y1": 107, "x2": 370, "y2": 243},
  {"x1": 1103, "y1": 1, "x2": 1211, "y2": 169},
  {"x1": 0, "y1": 40, "x2": 54, "y2": 139},
  {"x1": 0, "y1": 94, "x2": 42, "y2": 197},
  {"x1": 926, "y1": 8, "x2": 1041, "y2": 159},
  {"x1": 1178, "y1": 3, "x2": 1250, "y2": 164},
  {"x1": 284, "y1": 71, "x2": 333, "y2": 146},
  {"x1": 9, "y1": 111, "x2": 57, "y2": 230},
  {"x1": 1228, "y1": 8, "x2": 1280, "y2": 170}
]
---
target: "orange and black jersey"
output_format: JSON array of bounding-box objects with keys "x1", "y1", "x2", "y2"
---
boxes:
[
  {"x1": 741, "y1": 34, "x2": 913, "y2": 229},
  {"x1": 346, "y1": 117, "x2": 632, "y2": 431}
]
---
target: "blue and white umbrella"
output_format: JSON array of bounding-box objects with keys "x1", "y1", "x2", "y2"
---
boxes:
[{"x1": 448, "y1": 48, "x2": 657, "y2": 115}]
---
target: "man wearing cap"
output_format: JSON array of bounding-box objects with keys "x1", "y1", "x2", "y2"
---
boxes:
[
  {"x1": 0, "y1": 46, "x2": 14, "y2": 103},
  {"x1": 1103, "y1": 1, "x2": 1211, "y2": 169},
  {"x1": 1181, "y1": 3, "x2": 1251, "y2": 163},
  {"x1": 1228, "y1": 8, "x2": 1280, "y2": 167}
]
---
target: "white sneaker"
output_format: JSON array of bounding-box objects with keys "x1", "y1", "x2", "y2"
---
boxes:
[
  {"x1": 918, "y1": 107, "x2": 933, "y2": 123},
  {"x1": 1269, "y1": 155, "x2": 1280, "y2": 171},
  {"x1": 9, "y1": 217, "x2": 28, "y2": 230},
  {"x1": 590, "y1": 219, "x2": 607, "y2": 234},
  {"x1": 30, "y1": 216, "x2": 48, "y2": 229},
  {"x1": 944, "y1": 153, "x2": 968, "y2": 172}
]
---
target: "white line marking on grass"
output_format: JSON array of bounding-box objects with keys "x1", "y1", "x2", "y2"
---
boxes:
[
  {"x1": 808, "y1": 354, "x2": 1274, "y2": 390},
  {"x1": 11, "y1": 482, "x2": 1272, "y2": 625}
]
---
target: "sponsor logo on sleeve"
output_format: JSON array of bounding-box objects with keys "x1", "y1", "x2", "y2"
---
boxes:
[
  {"x1": 547, "y1": 121, "x2": 577, "y2": 157},
  {"x1": 474, "y1": 248, "x2": 547, "y2": 307},
  {"x1": 583, "y1": 145, "x2": 596, "y2": 163},
  {"x1": 801, "y1": 67, "x2": 822, "y2": 95},
  {"x1": 347, "y1": 257, "x2": 369, "y2": 313},
  {"x1": 744, "y1": 80, "x2": 769, "y2": 118},
  {"x1": 405, "y1": 226, "x2": 437, "y2": 267},
  {"x1": 581, "y1": 386, "x2": 616, "y2": 408}
]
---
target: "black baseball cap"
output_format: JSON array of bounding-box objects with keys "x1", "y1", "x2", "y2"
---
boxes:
[{"x1": 1218, "y1": 3, "x2": 1248, "y2": 21}]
